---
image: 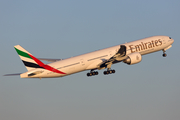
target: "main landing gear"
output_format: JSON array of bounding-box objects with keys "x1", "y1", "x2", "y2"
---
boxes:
[
  {"x1": 87, "y1": 70, "x2": 98, "y2": 77},
  {"x1": 103, "y1": 69, "x2": 115, "y2": 75},
  {"x1": 87, "y1": 69, "x2": 116, "y2": 77}
]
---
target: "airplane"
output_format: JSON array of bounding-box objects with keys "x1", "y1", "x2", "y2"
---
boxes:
[{"x1": 4, "y1": 36, "x2": 174, "y2": 78}]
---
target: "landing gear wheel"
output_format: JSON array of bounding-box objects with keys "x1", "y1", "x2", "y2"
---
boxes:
[
  {"x1": 87, "y1": 71, "x2": 98, "y2": 77},
  {"x1": 87, "y1": 73, "x2": 90, "y2": 76},
  {"x1": 163, "y1": 53, "x2": 167, "y2": 57},
  {"x1": 103, "y1": 69, "x2": 116, "y2": 75},
  {"x1": 103, "y1": 71, "x2": 107, "y2": 75},
  {"x1": 87, "y1": 73, "x2": 92, "y2": 77},
  {"x1": 112, "y1": 70, "x2": 115, "y2": 73},
  {"x1": 89, "y1": 73, "x2": 93, "y2": 76}
]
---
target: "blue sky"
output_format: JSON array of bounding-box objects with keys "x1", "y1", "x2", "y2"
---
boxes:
[{"x1": 0, "y1": 0, "x2": 180, "y2": 120}]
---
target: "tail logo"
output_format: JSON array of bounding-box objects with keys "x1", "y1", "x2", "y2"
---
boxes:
[{"x1": 14, "y1": 46, "x2": 66, "y2": 74}]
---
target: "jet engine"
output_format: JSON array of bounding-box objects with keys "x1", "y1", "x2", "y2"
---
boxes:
[{"x1": 123, "y1": 52, "x2": 142, "y2": 65}]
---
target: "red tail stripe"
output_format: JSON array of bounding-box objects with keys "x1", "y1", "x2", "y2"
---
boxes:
[{"x1": 28, "y1": 54, "x2": 66, "y2": 74}]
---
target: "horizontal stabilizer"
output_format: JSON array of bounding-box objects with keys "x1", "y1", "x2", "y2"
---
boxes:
[
  {"x1": 4, "y1": 73, "x2": 21, "y2": 76},
  {"x1": 37, "y1": 58, "x2": 62, "y2": 62}
]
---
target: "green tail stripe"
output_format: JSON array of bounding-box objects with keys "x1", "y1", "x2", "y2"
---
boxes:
[{"x1": 14, "y1": 47, "x2": 32, "y2": 59}]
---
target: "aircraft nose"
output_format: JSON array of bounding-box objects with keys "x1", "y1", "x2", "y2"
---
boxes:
[
  {"x1": 169, "y1": 37, "x2": 174, "y2": 44},
  {"x1": 171, "y1": 39, "x2": 174, "y2": 44}
]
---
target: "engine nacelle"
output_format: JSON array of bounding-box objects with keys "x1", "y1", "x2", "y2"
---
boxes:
[{"x1": 123, "y1": 52, "x2": 142, "y2": 65}]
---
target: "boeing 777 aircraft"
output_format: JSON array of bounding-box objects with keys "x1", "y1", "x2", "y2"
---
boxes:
[{"x1": 4, "y1": 36, "x2": 174, "y2": 78}]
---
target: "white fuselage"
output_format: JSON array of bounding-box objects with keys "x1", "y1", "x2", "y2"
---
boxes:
[{"x1": 20, "y1": 36, "x2": 174, "y2": 78}]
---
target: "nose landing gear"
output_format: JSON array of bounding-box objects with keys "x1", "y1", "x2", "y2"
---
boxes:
[
  {"x1": 162, "y1": 49, "x2": 167, "y2": 57},
  {"x1": 163, "y1": 53, "x2": 167, "y2": 57}
]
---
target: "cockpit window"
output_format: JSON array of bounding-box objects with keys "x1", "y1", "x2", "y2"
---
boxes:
[{"x1": 169, "y1": 37, "x2": 171, "y2": 39}]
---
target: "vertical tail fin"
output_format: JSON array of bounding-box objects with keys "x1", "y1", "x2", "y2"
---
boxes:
[
  {"x1": 14, "y1": 45, "x2": 66, "y2": 75},
  {"x1": 14, "y1": 45, "x2": 44, "y2": 71}
]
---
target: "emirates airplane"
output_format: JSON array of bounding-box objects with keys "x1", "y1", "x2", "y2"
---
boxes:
[{"x1": 5, "y1": 36, "x2": 174, "y2": 78}]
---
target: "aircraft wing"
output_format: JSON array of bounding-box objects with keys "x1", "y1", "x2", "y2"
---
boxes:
[
  {"x1": 98, "y1": 45, "x2": 127, "y2": 69},
  {"x1": 37, "y1": 58, "x2": 63, "y2": 62}
]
